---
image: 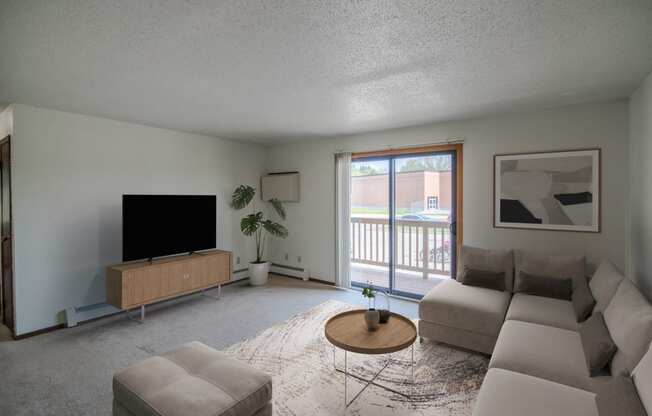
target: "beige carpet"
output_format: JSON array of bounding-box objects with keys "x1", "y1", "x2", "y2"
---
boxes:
[{"x1": 224, "y1": 300, "x2": 488, "y2": 415}]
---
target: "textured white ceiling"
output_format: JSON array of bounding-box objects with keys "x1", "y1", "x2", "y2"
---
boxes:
[{"x1": 1, "y1": 1, "x2": 651, "y2": 143}]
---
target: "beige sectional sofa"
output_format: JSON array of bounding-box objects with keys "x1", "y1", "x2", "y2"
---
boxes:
[{"x1": 418, "y1": 246, "x2": 652, "y2": 415}]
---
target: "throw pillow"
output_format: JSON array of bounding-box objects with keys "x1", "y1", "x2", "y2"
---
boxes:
[
  {"x1": 580, "y1": 312, "x2": 617, "y2": 377},
  {"x1": 572, "y1": 284, "x2": 596, "y2": 322},
  {"x1": 514, "y1": 271, "x2": 572, "y2": 300},
  {"x1": 459, "y1": 266, "x2": 506, "y2": 291},
  {"x1": 457, "y1": 245, "x2": 514, "y2": 291}
]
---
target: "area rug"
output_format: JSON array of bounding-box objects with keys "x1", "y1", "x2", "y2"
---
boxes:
[{"x1": 223, "y1": 300, "x2": 488, "y2": 415}]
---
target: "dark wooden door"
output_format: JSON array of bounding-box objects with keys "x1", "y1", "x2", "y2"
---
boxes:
[{"x1": 1, "y1": 137, "x2": 14, "y2": 333}]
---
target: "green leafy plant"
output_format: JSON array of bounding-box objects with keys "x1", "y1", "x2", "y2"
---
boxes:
[
  {"x1": 230, "y1": 185, "x2": 288, "y2": 263},
  {"x1": 362, "y1": 282, "x2": 376, "y2": 310}
]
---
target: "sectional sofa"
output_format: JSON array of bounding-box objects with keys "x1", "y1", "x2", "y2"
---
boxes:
[{"x1": 418, "y1": 246, "x2": 652, "y2": 415}]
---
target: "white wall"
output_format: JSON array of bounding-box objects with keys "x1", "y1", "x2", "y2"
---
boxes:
[
  {"x1": 266, "y1": 101, "x2": 629, "y2": 283},
  {"x1": 629, "y1": 71, "x2": 652, "y2": 300},
  {"x1": 11, "y1": 105, "x2": 266, "y2": 335}
]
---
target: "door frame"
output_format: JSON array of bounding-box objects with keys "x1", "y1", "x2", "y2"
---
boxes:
[
  {"x1": 0, "y1": 135, "x2": 15, "y2": 335},
  {"x1": 350, "y1": 143, "x2": 463, "y2": 298}
]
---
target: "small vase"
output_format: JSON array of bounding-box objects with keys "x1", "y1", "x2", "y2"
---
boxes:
[
  {"x1": 379, "y1": 309, "x2": 390, "y2": 323},
  {"x1": 364, "y1": 309, "x2": 380, "y2": 331},
  {"x1": 377, "y1": 290, "x2": 391, "y2": 323}
]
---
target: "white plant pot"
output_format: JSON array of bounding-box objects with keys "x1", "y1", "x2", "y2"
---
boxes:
[{"x1": 249, "y1": 262, "x2": 270, "y2": 286}]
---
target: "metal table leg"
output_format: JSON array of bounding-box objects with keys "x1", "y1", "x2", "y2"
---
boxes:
[{"x1": 334, "y1": 347, "x2": 412, "y2": 408}]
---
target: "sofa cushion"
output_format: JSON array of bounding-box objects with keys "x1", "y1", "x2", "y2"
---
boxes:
[
  {"x1": 459, "y1": 266, "x2": 505, "y2": 291},
  {"x1": 589, "y1": 260, "x2": 625, "y2": 313},
  {"x1": 579, "y1": 312, "x2": 617, "y2": 377},
  {"x1": 514, "y1": 271, "x2": 572, "y2": 300},
  {"x1": 505, "y1": 293, "x2": 579, "y2": 331},
  {"x1": 472, "y1": 368, "x2": 598, "y2": 416},
  {"x1": 489, "y1": 320, "x2": 590, "y2": 390},
  {"x1": 603, "y1": 278, "x2": 652, "y2": 376},
  {"x1": 633, "y1": 343, "x2": 652, "y2": 415},
  {"x1": 419, "y1": 279, "x2": 511, "y2": 337},
  {"x1": 113, "y1": 341, "x2": 272, "y2": 416},
  {"x1": 457, "y1": 245, "x2": 514, "y2": 291},
  {"x1": 595, "y1": 376, "x2": 647, "y2": 416},
  {"x1": 515, "y1": 250, "x2": 586, "y2": 291}
]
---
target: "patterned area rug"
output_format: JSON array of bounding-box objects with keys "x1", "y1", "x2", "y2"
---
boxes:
[{"x1": 224, "y1": 300, "x2": 488, "y2": 415}]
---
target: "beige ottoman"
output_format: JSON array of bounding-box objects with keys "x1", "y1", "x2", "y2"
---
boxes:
[{"x1": 113, "y1": 341, "x2": 272, "y2": 416}]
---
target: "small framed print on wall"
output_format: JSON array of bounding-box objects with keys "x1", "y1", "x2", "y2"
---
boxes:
[{"x1": 494, "y1": 148, "x2": 600, "y2": 232}]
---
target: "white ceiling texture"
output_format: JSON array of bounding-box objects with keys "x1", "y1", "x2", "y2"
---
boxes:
[{"x1": 1, "y1": 0, "x2": 651, "y2": 143}]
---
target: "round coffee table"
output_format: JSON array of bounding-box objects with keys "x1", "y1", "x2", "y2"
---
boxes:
[{"x1": 324, "y1": 309, "x2": 417, "y2": 407}]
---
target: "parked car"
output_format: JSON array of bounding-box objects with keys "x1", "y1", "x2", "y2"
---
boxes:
[{"x1": 399, "y1": 214, "x2": 431, "y2": 221}]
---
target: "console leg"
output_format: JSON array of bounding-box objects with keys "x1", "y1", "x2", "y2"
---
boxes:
[
  {"x1": 201, "y1": 286, "x2": 221, "y2": 300},
  {"x1": 126, "y1": 306, "x2": 145, "y2": 324}
]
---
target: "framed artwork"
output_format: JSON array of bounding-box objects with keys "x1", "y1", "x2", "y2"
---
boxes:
[{"x1": 494, "y1": 148, "x2": 600, "y2": 232}]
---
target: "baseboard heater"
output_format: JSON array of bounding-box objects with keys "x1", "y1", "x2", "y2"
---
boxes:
[
  {"x1": 65, "y1": 303, "x2": 121, "y2": 328},
  {"x1": 270, "y1": 263, "x2": 310, "y2": 280}
]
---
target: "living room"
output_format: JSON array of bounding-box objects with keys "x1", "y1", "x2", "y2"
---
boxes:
[{"x1": 1, "y1": 1, "x2": 652, "y2": 415}]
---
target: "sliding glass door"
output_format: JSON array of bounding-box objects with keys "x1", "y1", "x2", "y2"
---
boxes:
[
  {"x1": 350, "y1": 149, "x2": 459, "y2": 299},
  {"x1": 350, "y1": 158, "x2": 390, "y2": 291}
]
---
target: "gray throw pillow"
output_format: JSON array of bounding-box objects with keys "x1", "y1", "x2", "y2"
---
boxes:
[
  {"x1": 459, "y1": 266, "x2": 505, "y2": 291},
  {"x1": 572, "y1": 285, "x2": 596, "y2": 322},
  {"x1": 515, "y1": 271, "x2": 572, "y2": 300},
  {"x1": 596, "y1": 376, "x2": 647, "y2": 416},
  {"x1": 580, "y1": 312, "x2": 617, "y2": 377}
]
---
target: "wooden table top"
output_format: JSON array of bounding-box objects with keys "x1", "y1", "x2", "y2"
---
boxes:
[{"x1": 324, "y1": 309, "x2": 417, "y2": 354}]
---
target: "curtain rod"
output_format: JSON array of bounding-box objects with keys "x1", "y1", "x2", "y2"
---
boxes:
[{"x1": 333, "y1": 138, "x2": 464, "y2": 154}]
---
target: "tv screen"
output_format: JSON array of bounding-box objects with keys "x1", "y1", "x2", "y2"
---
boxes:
[{"x1": 122, "y1": 195, "x2": 216, "y2": 262}]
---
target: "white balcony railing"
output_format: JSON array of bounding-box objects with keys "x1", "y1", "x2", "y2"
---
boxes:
[{"x1": 350, "y1": 217, "x2": 452, "y2": 279}]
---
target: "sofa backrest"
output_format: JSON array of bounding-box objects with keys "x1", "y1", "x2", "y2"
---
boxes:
[
  {"x1": 457, "y1": 245, "x2": 514, "y2": 291},
  {"x1": 514, "y1": 250, "x2": 587, "y2": 293},
  {"x1": 633, "y1": 343, "x2": 652, "y2": 415},
  {"x1": 589, "y1": 260, "x2": 625, "y2": 313},
  {"x1": 604, "y1": 278, "x2": 652, "y2": 376}
]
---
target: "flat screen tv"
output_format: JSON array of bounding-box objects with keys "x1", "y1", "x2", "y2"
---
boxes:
[{"x1": 122, "y1": 194, "x2": 216, "y2": 262}]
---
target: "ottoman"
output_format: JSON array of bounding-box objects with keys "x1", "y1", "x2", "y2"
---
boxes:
[{"x1": 113, "y1": 341, "x2": 272, "y2": 416}]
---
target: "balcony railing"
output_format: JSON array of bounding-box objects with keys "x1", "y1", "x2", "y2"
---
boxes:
[{"x1": 350, "y1": 216, "x2": 452, "y2": 279}]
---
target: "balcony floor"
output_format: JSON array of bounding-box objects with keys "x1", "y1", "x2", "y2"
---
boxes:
[{"x1": 351, "y1": 262, "x2": 451, "y2": 297}]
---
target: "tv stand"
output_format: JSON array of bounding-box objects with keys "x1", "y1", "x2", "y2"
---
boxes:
[{"x1": 106, "y1": 250, "x2": 231, "y2": 322}]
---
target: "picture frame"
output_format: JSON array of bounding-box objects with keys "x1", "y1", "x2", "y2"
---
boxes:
[{"x1": 493, "y1": 148, "x2": 600, "y2": 232}]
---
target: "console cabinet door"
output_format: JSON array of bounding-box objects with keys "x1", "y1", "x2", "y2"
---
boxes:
[
  {"x1": 206, "y1": 253, "x2": 230, "y2": 284},
  {"x1": 165, "y1": 260, "x2": 190, "y2": 294},
  {"x1": 124, "y1": 266, "x2": 162, "y2": 307},
  {"x1": 189, "y1": 257, "x2": 208, "y2": 288}
]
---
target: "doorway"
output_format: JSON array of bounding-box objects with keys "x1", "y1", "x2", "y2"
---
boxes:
[
  {"x1": 1, "y1": 135, "x2": 14, "y2": 336},
  {"x1": 349, "y1": 144, "x2": 462, "y2": 299}
]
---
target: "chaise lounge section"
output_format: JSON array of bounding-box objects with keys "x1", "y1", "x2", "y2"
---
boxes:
[{"x1": 419, "y1": 246, "x2": 513, "y2": 354}]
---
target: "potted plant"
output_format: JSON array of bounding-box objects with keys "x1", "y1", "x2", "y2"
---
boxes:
[
  {"x1": 230, "y1": 185, "x2": 288, "y2": 286},
  {"x1": 362, "y1": 282, "x2": 380, "y2": 331}
]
